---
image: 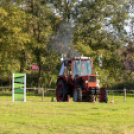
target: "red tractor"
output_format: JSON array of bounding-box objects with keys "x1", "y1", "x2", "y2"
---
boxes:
[{"x1": 56, "y1": 57, "x2": 108, "y2": 103}]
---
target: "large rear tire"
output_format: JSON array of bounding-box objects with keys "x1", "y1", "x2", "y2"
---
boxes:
[
  {"x1": 82, "y1": 95, "x2": 94, "y2": 102},
  {"x1": 100, "y1": 89, "x2": 108, "y2": 103},
  {"x1": 82, "y1": 96, "x2": 88, "y2": 102},
  {"x1": 89, "y1": 95, "x2": 94, "y2": 102},
  {"x1": 73, "y1": 88, "x2": 82, "y2": 102},
  {"x1": 56, "y1": 80, "x2": 68, "y2": 102}
]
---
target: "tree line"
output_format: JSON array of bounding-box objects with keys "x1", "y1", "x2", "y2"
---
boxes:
[{"x1": 0, "y1": 0, "x2": 134, "y2": 91}]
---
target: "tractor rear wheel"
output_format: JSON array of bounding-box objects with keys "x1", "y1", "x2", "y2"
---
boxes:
[
  {"x1": 56, "y1": 80, "x2": 68, "y2": 102},
  {"x1": 82, "y1": 96, "x2": 88, "y2": 102},
  {"x1": 73, "y1": 88, "x2": 82, "y2": 102},
  {"x1": 100, "y1": 89, "x2": 108, "y2": 103},
  {"x1": 89, "y1": 95, "x2": 94, "y2": 102}
]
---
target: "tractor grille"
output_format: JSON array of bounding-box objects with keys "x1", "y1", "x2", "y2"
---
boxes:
[{"x1": 89, "y1": 76, "x2": 96, "y2": 82}]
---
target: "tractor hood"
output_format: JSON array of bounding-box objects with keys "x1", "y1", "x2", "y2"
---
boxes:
[{"x1": 82, "y1": 75, "x2": 97, "y2": 88}]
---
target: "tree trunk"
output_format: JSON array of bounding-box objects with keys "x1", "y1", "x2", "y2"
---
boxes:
[
  {"x1": 20, "y1": 50, "x2": 25, "y2": 73},
  {"x1": 36, "y1": 66, "x2": 42, "y2": 94},
  {"x1": 36, "y1": 11, "x2": 41, "y2": 94},
  {"x1": 36, "y1": 46, "x2": 42, "y2": 94}
]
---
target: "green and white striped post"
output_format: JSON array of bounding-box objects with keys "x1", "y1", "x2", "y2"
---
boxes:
[{"x1": 12, "y1": 73, "x2": 26, "y2": 102}]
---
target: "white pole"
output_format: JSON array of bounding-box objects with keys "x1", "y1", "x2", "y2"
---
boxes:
[
  {"x1": 124, "y1": 88, "x2": 126, "y2": 102},
  {"x1": 24, "y1": 73, "x2": 26, "y2": 102},
  {"x1": 113, "y1": 91, "x2": 114, "y2": 102},
  {"x1": 12, "y1": 73, "x2": 14, "y2": 102},
  {"x1": 42, "y1": 88, "x2": 44, "y2": 102}
]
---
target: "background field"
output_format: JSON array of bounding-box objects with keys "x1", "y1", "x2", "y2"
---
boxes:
[{"x1": 0, "y1": 93, "x2": 134, "y2": 134}]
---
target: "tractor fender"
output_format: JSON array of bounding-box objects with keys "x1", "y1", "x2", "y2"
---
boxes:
[
  {"x1": 100, "y1": 87, "x2": 106, "y2": 92},
  {"x1": 68, "y1": 77, "x2": 75, "y2": 85},
  {"x1": 56, "y1": 76, "x2": 66, "y2": 85}
]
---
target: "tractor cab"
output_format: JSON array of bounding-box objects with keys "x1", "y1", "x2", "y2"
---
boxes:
[
  {"x1": 59, "y1": 57, "x2": 93, "y2": 76},
  {"x1": 56, "y1": 57, "x2": 108, "y2": 103},
  {"x1": 59, "y1": 57, "x2": 96, "y2": 88}
]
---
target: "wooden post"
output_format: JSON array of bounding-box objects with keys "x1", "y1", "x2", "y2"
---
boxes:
[
  {"x1": 124, "y1": 88, "x2": 126, "y2": 102},
  {"x1": 42, "y1": 88, "x2": 44, "y2": 102}
]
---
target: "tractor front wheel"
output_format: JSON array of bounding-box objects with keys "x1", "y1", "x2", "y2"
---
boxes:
[
  {"x1": 99, "y1": 89, "x2": 108, "y2": 103},
  {"x1": 73, "y1": 88, "x2": 82, "y2": 102}
]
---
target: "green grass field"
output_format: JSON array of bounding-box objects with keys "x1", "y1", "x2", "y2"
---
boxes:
[{"x1": 0, "y1": 93, "x2": 134, "y2": 134}]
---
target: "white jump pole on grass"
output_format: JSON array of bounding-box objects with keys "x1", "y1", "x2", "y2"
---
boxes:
[
  {"x1": 12, "y1": 73, "x2": 14, "y2": 102},
  {"x1": 42, "y1": 88, "x2": 44, "y2": 102},
  {"x1": 112, "y1": 90, "x2": 114, "y2": 102},
  {"x1": 124, "y1": 88, "x2": 126, "y2": 102},
  {"x1": 24, "y1": 73, "x2": 26, "y2": 102}
]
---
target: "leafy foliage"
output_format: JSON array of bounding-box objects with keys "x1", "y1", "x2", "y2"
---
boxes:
[
  {"x1": 0, "y1": 0, "x2": 134, "y2": 90},
  {"x1": 72, "y1": 0, "x2": 130, "y2": 88}
]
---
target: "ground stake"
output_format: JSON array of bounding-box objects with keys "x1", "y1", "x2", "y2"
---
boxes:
[
  {"x1": 111, "y1": 98, "x2": 114, "y2": 103},
  {"x1": 67, "y1": 95, "x2": 70, "y2": 102},
  {"x1": 51, "y1": 97, "x2": 54, "y2": 102},
  {"x1": 93, "y1": 96, "x2": 96, "y2": 103}
]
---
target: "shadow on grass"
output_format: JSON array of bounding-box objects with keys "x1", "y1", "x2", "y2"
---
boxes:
[
  {"x1": 0, "y1": 90, "x2": 56, "y2": 97},
  {"x1": 0, "y1": 92, "x2": 12, "y2": 96},
  {"x1": 126, "y1": 94, "x2": 134, "y2": 98}
]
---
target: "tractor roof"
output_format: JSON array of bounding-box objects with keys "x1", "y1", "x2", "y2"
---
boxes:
[{"x1": 63, "y1": 57, "x2": 91, "y2": 62}]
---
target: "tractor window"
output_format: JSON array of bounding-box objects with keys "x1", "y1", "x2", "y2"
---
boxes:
[
  {"x1": 73, "y1": 60, "x2": 92, "y2": 76},
  {"x1": 73, "y1": 60, "x2": 80, "y2": 76},
  {"x1": 59, "y1": 61, "x2": 71, "y2": 76},
  {"x1": 81, "y1": 60, "x2": 92, "y2": 75}
]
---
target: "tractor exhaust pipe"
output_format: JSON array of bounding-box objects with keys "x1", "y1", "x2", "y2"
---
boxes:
[{"x1": 80, "y1": 57, "x2": 81, "y2": 76}]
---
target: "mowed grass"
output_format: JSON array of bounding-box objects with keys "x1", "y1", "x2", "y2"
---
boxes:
[{"x1": 0, "y1": 93, "x2": 134, "y2": 134}]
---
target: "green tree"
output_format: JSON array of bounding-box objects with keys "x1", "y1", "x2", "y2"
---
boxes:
[
  {"x1": 25, "y1": 0, "x2": 60, "y2": 92},
  {"x1": 47, "y1": 0, "x2": 78, "y2": 23},
  {"x1": 72, "y1": 0, "x2": 130, "y2": 88},
  {"x1": 0, "y1": 1, "x2": 32, "y2": 86},
  {"x1": 0, "y1": 3, "x2": 30, "y2": 76}
]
